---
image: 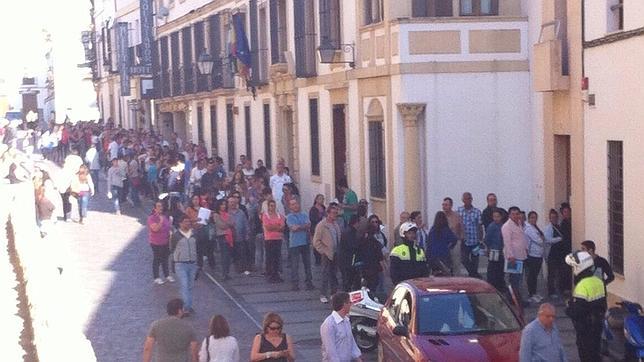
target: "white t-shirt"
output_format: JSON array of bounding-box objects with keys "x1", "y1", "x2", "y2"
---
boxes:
[
  {"x1": 198, "y1": 336, "x2": 240, "y2": 362},
  {"x1": 108, "y1": 141, "x2": 119, "y2": 160},
  {"x1": 269, "y1": 173, "x2": 292, "y2": 202}
]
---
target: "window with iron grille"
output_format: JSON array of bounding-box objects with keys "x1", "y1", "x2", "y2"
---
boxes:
[
  {"x1": 412, "y1": 0, "x2": 453, "y2": 17},
  {"x1": 208, "y1": 14, "x2": 223, "y2": 89},
  {"x1": 609, "y1": 0, "x2": 624, "y2": 32},
  {"x1": 210, "y1": 105, "x2": 218, "y2": 153},
  {"x1": 607, "y1": 141, "x2": 624, "y2": 275},
  {"x1": 170, "y1": 32, "x2": 181, "y2": 96},
  {"x1": 249, "y1": 0, "x2": 260, "y2": 86},
  {"x1": 295, "y1": 0, "x2": 317, "y2": 78},
  {"x1": 369, "y1": 121, "x2": 386, "y2": 197},
  {"x1": 319, "y1": 0, "x2": 341, "y2": 48},
  {"x1": 182, "y1": 27, "x2": 194, "y2": 94},
  {"x1": 194, "y1": 21, "x2": 208, "y2": 92},
  {"x1": 160, "y1": 36, "x2": 170, "y2": 98},
  {"x1": 460, "y1": 0, "x2": 498, "y2": 16},
  {"x1": 197, "y1": 106, "x2": 204, "y2": 142},
  {"x1": 258, "y1": 6, "x2": 270, "y2": 83},
  {"x1": 263, "y1": 103, "x2": 272, "y2": 169},
  {"x1": 363, "y1": 0, "x2": 383, "y2": 25},
  {"x1": 309, "y1": 98, "x2": 320, "y2": 176},
  {"x1": 221, "y1": 13, "x2": 235, "y2": 88},
  {"x1": 226, "y1": 103, "x2": 236, "y2": 171},
  {"x1": 244, "y1": 105, "x2": 252, "y2": 161},
  {"x1": 269, "y1": 0, "x2": 288, "y2": 64}
]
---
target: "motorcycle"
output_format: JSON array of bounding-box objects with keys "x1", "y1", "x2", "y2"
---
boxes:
[
  {"x1": 622, "y1": 301, "x2": 644, "y2": 361},
  {"x1": 349, "y1": 286, "x2": 383, "y2": 352},
  {"x1": 603, "y1": 300, "x2": 644, "y2": 361}
]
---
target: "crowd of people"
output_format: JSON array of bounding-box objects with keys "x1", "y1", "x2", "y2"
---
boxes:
[{"x1": 2, "y1": 117, "x2": 617, "y2": 362}]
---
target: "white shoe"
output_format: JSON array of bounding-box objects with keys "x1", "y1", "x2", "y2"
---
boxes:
[
  {"x1": 166, "y1": 276, "x2": 175, "y2": 283},
  {"x1": 529, "y1": 295, "x2": 540, "y2": 303},
  {"x1": 243, "y1": 270, "x2": 251, "y2": 276},
  {"x1": 154, "y1": 278, "x2": 166, "y2": 285},
  {"x1": 320, "y1": 296, "x2": 329, "y2": 304},
  {"x1": 535, "y1": 294, "x2": 544, "y2": 302}
]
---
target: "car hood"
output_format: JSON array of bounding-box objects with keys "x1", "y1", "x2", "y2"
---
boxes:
[{"x1": 415, "y1": 331, "x2": 521, "y2": 362}]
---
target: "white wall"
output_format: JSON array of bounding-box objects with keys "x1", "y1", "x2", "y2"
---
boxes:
[
  {"x1": 584, "y1": 37, "x2": 644, "y2": 303},
  {"x1": 398, "y1": 72, "x2": 534, "y2": 213}
]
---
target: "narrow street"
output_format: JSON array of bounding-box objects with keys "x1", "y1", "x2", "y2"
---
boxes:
[
  {"x1": 56, "y1": 177, "x2": 376, "y2": 361},
  {"x1": 51, "y1": 175, "x2": 588, "y2": 362}
]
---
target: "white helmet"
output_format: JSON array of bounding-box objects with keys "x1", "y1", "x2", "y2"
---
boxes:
[
  {"x1": 399, "y1": 222, "x2": 418, "y2": 238},
  {"x1": 565, "y1": 251, "x2": 594, "y2": 276}
]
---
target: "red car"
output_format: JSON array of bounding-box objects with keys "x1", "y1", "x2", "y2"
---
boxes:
[{"x1": 377, "y1": 277, "x2": 524, "y2": 362}]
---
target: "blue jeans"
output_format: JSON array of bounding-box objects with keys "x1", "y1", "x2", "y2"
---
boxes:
[
  {"x1": 508, "y1": 267, "x2": 524, "y2": 303},
  {"x1": 129, "y1": 181, "x2": 141, "y2": 206},
  {"x1": 175, "y1": 262, "x2": 197, "y2": 310},
  {"x1": 217, "y1": 236, "x2": 233, "y2": 277},
  {"x1": 77, "y1": 192, "x2": 90, "y2": 219},
  {"x1": 289, "y1": 245, "x2": 312, "y2": 284},
  {"x1": 110, "y1": 186, "x2": 122, "y2": 213}
]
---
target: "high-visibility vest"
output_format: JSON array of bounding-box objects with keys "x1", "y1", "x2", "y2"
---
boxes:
[
  {"x1": 390, "y1": 243, "x2": 426, "y2": 262},
  {"x1": 573, "y1": 275, "x2": 605, "y2": 302}
]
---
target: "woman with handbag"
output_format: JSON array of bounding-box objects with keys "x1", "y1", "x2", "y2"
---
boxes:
[
  {"x1": 199, "y1": 315, "x2": 239, "y2": 362},
  {"x1": 70, "y1": 165, "x2": 94, "y2": 224}
]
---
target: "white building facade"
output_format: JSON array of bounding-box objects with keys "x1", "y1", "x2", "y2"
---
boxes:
[
  {"x1": 93, "y1": 0, "x2": 546, "y2": 237},
  {"x1": 583, "y1": 0, "x2": 644, "y2": 303}
]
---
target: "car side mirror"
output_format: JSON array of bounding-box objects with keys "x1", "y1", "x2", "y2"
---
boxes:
[{"x1": 393, "y1": 325, "x2": 409, "y2": 338}]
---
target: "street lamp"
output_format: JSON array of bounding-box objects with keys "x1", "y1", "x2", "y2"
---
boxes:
[
  {"x1": 318, "y1": 43, "x2": 355, "y2": 68},
  {"x1": 196, "y1": 49, "x2": 214, "y2": 75}
]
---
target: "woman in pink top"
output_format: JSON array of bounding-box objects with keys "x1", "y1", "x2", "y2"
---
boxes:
[
  {"x1": 148, "y1": 201, "x2": 173, "y2": 285},
  {"x1": 261, "y1": 200, "x2": 285, "y2": 283},
  {"x1": 212, "y1": 199, "x2": 235, "y2": 280}
]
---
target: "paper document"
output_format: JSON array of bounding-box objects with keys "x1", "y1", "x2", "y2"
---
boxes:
[
  {"x1": 504, "y1": 259, "x2": 524, "y2": 274},
  {"x1": 197, "y1": 207, "x2": 211, "y2": 225}
]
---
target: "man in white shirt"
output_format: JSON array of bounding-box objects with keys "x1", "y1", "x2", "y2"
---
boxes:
[
  {"x1": 320, "y1": 292, "x2": 362, "y2": 362},
  {"x1": 269, "y1": 162, "x2": 292, "y2": 213},
  {"x1": 189, "y1": 158, "x2": 206, "y2": 195},
  {"x1": 85, "y1": 143, "x2": 101, "y2": 194},
  {"x1": 108, "y1": 135, "x2": 120, "y2": 161}
]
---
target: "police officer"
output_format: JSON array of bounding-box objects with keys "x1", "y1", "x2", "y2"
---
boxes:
[
  {"x1": 565, "y1": 250, "x2": 606, "y2": 362},
  {"x1": 389, "y1": 222, "x2": 428, "y2": 285}
]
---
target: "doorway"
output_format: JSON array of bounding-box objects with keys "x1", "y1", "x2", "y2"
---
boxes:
[
  {"x1": 553, "y1": 135, "x2": 571, "y2": 205},
  {"x1": 278, "y1": 107, "x2": 294, "y2": 170},
  {"x1": 333, "y1": 104, "x2": 347, "y2": 200}
]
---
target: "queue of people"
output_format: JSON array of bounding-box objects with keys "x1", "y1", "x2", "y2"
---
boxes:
[{"x1": 8, "y1": 118, "x2": 617, "y2": 362}]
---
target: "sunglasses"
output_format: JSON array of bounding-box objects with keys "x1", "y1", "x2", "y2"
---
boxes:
[{"x1": 268, "y1": 325, "x2": 282, "y2": 331}]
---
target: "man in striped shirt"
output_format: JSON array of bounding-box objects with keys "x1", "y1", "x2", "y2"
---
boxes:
[{"x1": 457, "y1": 192, "x2": 483, "y2": 278}]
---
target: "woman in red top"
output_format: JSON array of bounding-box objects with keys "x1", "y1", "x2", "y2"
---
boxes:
[
  {"x1": 262, "y1": 200, "x2": 285, "y2": 283},
  {"x1": 147, "y1": 201, "x2": 173, "y2": 285}
]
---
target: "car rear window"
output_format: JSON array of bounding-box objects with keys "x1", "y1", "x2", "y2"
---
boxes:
[{"x1": 417, "y1": 292, "x2": 520, "y2": 335}]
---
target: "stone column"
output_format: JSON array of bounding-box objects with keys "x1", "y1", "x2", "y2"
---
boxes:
[
  {"x1": 202, "y1": 99, "x2": 212, "y2": 157},
  {"x1": 397, "y1": 103, "x2": 425, "y2": 213}
]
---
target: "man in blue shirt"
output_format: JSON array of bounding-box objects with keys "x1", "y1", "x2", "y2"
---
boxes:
[
  {"x1": 519, "y1": 303, "x2": 567, "y2": 362},
  {"x1": 286, "y1": 199, "x2": 315, "y2": 291}
]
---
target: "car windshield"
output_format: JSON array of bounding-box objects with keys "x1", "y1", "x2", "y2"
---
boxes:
[{"x1": 417, "y1": 292, "x2": 520, "y2": 335}]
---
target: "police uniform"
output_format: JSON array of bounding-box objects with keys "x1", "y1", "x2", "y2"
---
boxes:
[
  {"x1": 389, "y1": 241, "x2": 428, "y2": 285},
  {"x1": 565, "y1": 274, "x2": 606, "y2": 362}
]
